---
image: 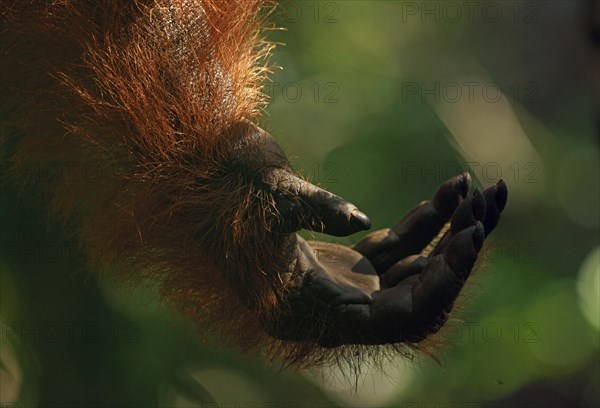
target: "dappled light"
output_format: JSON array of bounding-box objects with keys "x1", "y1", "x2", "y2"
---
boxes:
[{"x1": 1, "y1": 0, "x2": 597, "y2": 406}]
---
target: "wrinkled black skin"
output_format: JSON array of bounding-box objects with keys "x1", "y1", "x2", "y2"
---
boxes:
[{"x1": 241, "y1": 124, "x2": 508, "y2": 348}]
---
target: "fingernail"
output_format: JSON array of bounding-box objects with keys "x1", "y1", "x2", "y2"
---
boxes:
[
  {"x1": 350, "y1": 208, "x2": 371, "y2": 231},
  {"x1": 473, "y1": 221, "x2": 485, "y2": 251}
]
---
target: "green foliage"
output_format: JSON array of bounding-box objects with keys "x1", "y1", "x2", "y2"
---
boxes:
[{"x1": 2, "y1": 1, "x2": 598, "y2": 406}]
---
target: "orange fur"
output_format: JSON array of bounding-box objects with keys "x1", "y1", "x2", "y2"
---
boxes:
[
  {"x1": 2, "y1": 0, "x2": 287, "y2": 354},
  {"x1": 1, "y1": 1, "x2": 435, "y2": 372}
]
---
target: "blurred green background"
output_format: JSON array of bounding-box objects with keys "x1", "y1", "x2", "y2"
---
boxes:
[{"x1": 1, "y1": 1, "x2": 598, "y2": 407}]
